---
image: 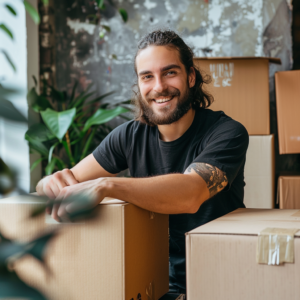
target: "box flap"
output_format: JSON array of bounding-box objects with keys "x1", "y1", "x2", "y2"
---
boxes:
[
  {"x1": 194, "y1": 56, "x2": 281, "y2": 64},
  {"x1": 278, "y1": 176, "x2": 300, "y2": 209},
  {"x1": 0, "y1": 195, "x2": 127, "y2": 206},
  {"x1": 187, "y1": 208, "x2": 300, "y2": 236}
]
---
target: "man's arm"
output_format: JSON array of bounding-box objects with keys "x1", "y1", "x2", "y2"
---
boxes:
[
  {"x1": 52, "y1": 162, "x2": 228, "y2": 220},
  {"x1": 100, "y1": 162, "x2": 228, "y2": 214}
]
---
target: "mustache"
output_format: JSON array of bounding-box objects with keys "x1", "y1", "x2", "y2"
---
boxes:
[{"x1": 145, "y1": 88, "x2": 180, "y2": 101}]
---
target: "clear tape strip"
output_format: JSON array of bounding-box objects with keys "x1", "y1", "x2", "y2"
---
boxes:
[{"x1": 257, "y1": 227, "x2": 299, "y2": 265}]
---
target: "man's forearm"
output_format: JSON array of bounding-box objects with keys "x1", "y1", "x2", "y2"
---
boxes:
[{"x1": 101, "y1": 173, "x2": 209, "y2": 214}]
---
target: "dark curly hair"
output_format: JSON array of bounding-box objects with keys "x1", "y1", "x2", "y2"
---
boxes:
[{"x1": 133, "y1": 29, "x2": 214, "y2": 122}]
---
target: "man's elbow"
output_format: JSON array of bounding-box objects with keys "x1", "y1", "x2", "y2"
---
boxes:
[{"x1": 187, "y1": 194, "x2": 207, "y2": 214}]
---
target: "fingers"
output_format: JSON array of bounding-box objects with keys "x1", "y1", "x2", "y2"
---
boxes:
[{"x1": 60, "y1": 169, "x2": 79, "y2": 186}]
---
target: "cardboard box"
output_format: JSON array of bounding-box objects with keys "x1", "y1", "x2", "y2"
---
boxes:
[
  {"x1": 244, "y1": 135, "x2": 275, "y2": 208},
  {"x1": 275, "y1": 70, "x2": 300, "y2": 154},
  {"x1": 0, "y1": 196, "x2": 169, "y2": 300},
  {"x1": 186, "y1": 208, "x2": 300, "y2": 300},
  {"x1": 278, "y1": 176, "x2": 300, "y2": 209},
  {"x1": 194, "y1": 57, "x2": 281, "y2": 135}
]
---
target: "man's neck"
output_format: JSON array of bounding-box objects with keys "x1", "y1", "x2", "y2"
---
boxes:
[{"x1": 158, "y1": 108, "x2": 196, "y2": 142}]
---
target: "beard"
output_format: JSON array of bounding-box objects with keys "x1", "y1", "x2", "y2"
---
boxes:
[{"x1": 136, "y1": 84, "x2": 192, "y2": 126}]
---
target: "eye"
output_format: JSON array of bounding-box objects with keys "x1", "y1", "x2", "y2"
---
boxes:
[
  {"x1": 142, "y1": 74, "x2": 152, "y2": 80},
  {"x1": 166, "y1": 70, "x2": 176, "y2": 76}
]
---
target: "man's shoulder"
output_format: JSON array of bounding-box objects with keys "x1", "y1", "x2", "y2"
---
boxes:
[
  {"x1": 111, "y1": 119, "x2": 150, "y2": 138},
  {"x1": 201, "y1": 108, "x2": 249, "y2": 140}
]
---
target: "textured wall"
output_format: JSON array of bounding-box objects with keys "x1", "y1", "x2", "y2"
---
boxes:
[{"x1": 53, "y1": 0, "x2": 298, "y2": 184}]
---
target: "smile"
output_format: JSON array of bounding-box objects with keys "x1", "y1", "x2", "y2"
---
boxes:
[{"x1": 154, "y1": 96, "x2": 174, "y2": 103}]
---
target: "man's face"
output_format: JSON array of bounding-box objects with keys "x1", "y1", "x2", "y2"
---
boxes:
[{"x1": 135, "y1": 45, "x2": 195, "y2": 125}]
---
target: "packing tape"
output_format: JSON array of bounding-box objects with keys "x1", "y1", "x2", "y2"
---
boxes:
[
  {"x1": 146, "y1": 281, "x2": 155, "y2": 300},
  {"x1": 256, "y1": 227, "x2": 299, "y2": 265}
]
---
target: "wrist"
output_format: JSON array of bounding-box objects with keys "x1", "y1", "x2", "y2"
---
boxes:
[{"x1": 96, "y1": 177, "x2": 115, "y2": 198}]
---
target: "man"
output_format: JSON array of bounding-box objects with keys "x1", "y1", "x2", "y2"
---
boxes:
[{"x1": 36, "y1": 30, "x2": 249, "y2": 298}]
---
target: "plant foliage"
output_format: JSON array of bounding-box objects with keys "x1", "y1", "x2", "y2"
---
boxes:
[{"x1": 26, "y1": 81, "x2": 129, "y2": 175}]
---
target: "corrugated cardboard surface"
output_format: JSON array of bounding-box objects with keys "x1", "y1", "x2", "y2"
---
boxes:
[
  {"x1": 244, "y1": 135, "x2": 275, "y2": 208},
  {"x1": 0, "y1": 196, "x2": 169, "y2": 300},
  {"x1": 186, "y1": 208, "x2": 300, "y2": 300},
  {"x1": 278, "y1": 176, "x2": 300, "y2": 209},
  {"x1": 194, "y1": 57, "x2": 281, "y2": 135},
  {"x1": 275, "y1": 70, "x2": 300, "y2": 154}
]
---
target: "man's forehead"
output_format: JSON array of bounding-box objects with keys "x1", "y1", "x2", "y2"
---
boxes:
[{"x1": 136, "y1": 45, "x2": 183, "y2": 73}]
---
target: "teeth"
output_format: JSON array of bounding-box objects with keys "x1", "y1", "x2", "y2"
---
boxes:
[{"x1": 155, "y1": 97, "x2": 172, "y2": 103}]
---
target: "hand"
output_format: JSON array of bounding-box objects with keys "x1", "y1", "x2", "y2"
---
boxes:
[
  {"x1": 48, "y1": 178, "x2": 108, "y2": 222},
  {"x1": 36, "y1": 169, "x2": 79, "y2": 199}
]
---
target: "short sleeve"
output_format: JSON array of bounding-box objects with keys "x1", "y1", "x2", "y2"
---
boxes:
[
  {"x1": 192, "y1": 120, "x2": 249, "y2": 186},
  {"x1": 92, "y1": 121, "x2": 131, "y2": 174}
]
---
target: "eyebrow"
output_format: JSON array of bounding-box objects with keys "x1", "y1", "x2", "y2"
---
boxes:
[{"x1": 138, "y1": 64, "x2": 182, "y2": 77}]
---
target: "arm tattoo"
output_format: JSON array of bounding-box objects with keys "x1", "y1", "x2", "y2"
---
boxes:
[{"x1": 185, "y1": 163, "x2": 228, "y2": 198}]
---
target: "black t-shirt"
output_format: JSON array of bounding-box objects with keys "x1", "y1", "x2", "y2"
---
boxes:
[{"x1": 93, "y1": 108, "x2": 249, "y2": 293}]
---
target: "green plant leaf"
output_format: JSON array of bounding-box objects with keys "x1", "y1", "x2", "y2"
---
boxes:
[
  {"x1": 0, "y1": 50, "x2": 16, "y2": 72},
  {"x1": 50, "y1": 85, "x2": 66, "y2": 103},
  {"x1": 48, "y1": 141, "x2": 59, "y2": 163},
  {"x1": 78, "y1": 91, "x2": 115, "y2": 111},
  {"x1": 83, "y1": 106, "x2": 128, "y2": 132},
  {"x1": 26, "y1": 137, "x2": 49, "y2": 157},
  {"x1": 41, "y1": 108, "x2": 76, "y2": 140},
  {"x1": 70, "y1": 81, "x2": 78, "y2": 102},
  {"x1": 32, "y1": 75, "x2": 38, "y2": 87},
  {"x1": 0, "y1": 98, "x2": 27, "y2": 122},
  {"x1": 61, "y1": 140, "x2": 75, "y2": 166},
  {"x1": 41, "y1": 0, "x2": 49, "y2": 5},
  {"x1": 26, "y1": 123, "x2": 55, "y2": 142},
  {"x1": 24, "y1": 0, "x2": 40, "y2": 24},
  {"x1": 96, "y1": 0, "x2": 104, "y2": 8},
  {"x1": 119, "y1": 8, "x2": 128, "y2": 22},
  {"x1": 5, "y1": 4, "x2": 17, "y2": 16},
  {"x1": 0, "y1": 158, "x2": 15, "y2": 195},
  {"x1": 0, "y1": 24, "x2": 13, "y2": 39},
  {"x1": 30, "y1": 157, "x2": 44, "y2": 172},
  {"x1": 27, "y1": 87, "x2": 53, "y2": 112},
  {"x1": 45, "y1": 157, "x2": 57, "y2": 175},
  {"x1": 102, "y1": 25, "x2": 111, "y2": 32}
]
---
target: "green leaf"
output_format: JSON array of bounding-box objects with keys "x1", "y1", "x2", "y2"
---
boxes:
[
  {"x1": 111, "y1": 54, "x2": 117, "y2": 60},
  {"x1": 32, "y1": 75, "x2": 38, "y2": 87},
  {"x1": 96, "y1": 0, "x2": 104, "y2": 8},
  {"x1": 27, "y1": 87, "x2": 53, "y2": 112},
  {"x1": 79, "y1": 91, "x2": 115, "y2": 110},
  {"x1": 70, "y1": 81, "x2": 78, "y2": 102},
  {"x1": 0, "y1": 50, "x2": 16, "y2": 72},
  {"x1": 41, "y1": 108, "x2": 76, "y2": 140},
  {"x1": 0, "y1": 98, "x2": 27, "y2": 122},
  {"x1": 83, "y1": 106, "x2": 128, "y2": 132},
  {"x1": 0, "y1": 24, "x2": 13, "y2": 39},
  {"x1": 5, "y1": 4, "x2": 17, "y2": 16},
  {"x1": 102, "y1": 25, "x2": 111, "y2": 32},
  {"x1": 73, "y1": 91, "x2": 95, "y2": 109},
  {"x1": 26, "y1": 137, "x2": 49, "y2": 157},
  {"x1": 45, "y1": 157, "x2": 57, "y2": 175},
  {"x1": 26, "y1": 123, "x2": 55, "y2": 142},
  {"x1": 30, "y1": 157, "x2": 44, "y2": 172},
  {"x1": 119, "y1": 8, "x2": 128, "y2": 22},
  {"x1": 61, "y1": 140, "x2": 75, "y2": 166},
  {"x1": 48, "y1": 142, "x2": 59, "y2": 163},
  {"x1": 24, "y1": 0, "x2": 40, "y2": 24},
  {"x1": 0, "y1": 158, "x2": 15, "y2": 195},
  {"x1": 41, "y1": 0, "x2": 49, "y2": 5}
]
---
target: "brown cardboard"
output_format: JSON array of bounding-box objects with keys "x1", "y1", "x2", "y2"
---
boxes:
[
  {"x1": 278, "y1": 176, "x2": 300, "y2": 209},
  {"x1": 0, "y1": 196, "x2": 169, "y2": 300},
  {"x1": 275, "y1": 70, "x2": 300, "y2": 154},
  {"x1": 194, "y1": 57, "x2": 281, "y2": 135},
  {"x1": 244, "y1": 135, "x2": 275, "y2": 208},
  {"x1": 186, "y1": 208, "x2": 300, "y2": 300}
]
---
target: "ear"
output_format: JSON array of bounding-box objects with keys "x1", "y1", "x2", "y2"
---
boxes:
[{"x1": 188, "y1": 67, "x2": 196, "y2": 88}]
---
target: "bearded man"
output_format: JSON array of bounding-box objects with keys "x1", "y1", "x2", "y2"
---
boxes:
[{"x1": 36, "y1": 30, "x2": 249, "y2": 298}]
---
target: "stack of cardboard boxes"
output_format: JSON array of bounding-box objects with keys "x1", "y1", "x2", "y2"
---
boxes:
[
  {"x1": 185, "y1": 59, "x2": 300, "y2": 300},
  {"x1": 194, "y1": 57, "x2": 281, "y2": 208},
  {"x1": 275, "y1": 70, "x2": 300, "y2": 209}
]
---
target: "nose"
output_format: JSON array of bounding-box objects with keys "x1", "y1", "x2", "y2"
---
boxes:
[{"x1": 153, "y1": 77, "x2": 167, "y2": 94}]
